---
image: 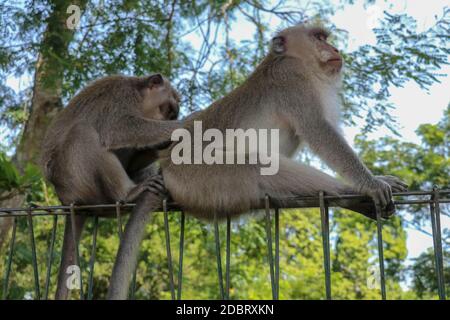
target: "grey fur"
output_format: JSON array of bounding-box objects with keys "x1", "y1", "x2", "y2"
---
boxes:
[{"x1": 40, "y1": 74, "x2": 181, "y2": 299}]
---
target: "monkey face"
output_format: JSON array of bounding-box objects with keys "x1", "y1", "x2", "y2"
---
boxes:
[
  {"x1": 140, "y1": 74, "x2": 180, "y2": 120},
  {"x1": 271, "y1": 25, "x2": 343, "y2": 75},
  {"x1": 311, "y1": 29, "x2": 343, "y2": 73},
  {"x1": 158, "y1": 100, "x2": 179, "y2": 120}
]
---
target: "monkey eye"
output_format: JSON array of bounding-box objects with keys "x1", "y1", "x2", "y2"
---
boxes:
[
  {"x1": 311, "y1": 29, "x2": 330, "y2": 42},
  {"x1": 314, "y1": 33, "x2": 327, "y2": 41},
  {"x1": 160, "y1": 103, "x2": 178, "y2": 120}
]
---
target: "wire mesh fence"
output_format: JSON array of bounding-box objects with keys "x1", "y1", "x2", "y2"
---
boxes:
[{"x1": 0, "y1": 188, "x2": 448, "y2": 300}]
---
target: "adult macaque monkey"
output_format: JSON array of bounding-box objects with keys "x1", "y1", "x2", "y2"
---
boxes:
[
  {"x1": 108, "y1": 24, "x2": 407, "y2": 299},
  {"x1": 41, "y1": 74, "x2": 181, "y2": 299}
]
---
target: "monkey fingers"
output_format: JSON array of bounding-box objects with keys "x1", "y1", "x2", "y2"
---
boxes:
[
  {"x1": 377, "y1": 185, "x2": 396, "y2": 218},
  {"x1": 141, "y1": 176, "x2": 167, "y2": 196},
  {"x1": 370, "y1": 184, "x2": 390, "y2": 210},
  {"x1": 124, "y1": 176, "x2": 166, "y2": 202},
  {"x1": 383, "y1": 201, "x2": 396, "y2": 219},
  {"x1": 376, "y1": 175, "x2": 408, "y2": 193}
]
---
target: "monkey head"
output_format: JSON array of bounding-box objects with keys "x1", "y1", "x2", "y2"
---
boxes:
[
  {"x1": 271, "y1": 24, "x2": 343, "y2": 76},
  {"x1": 140, "y1": 74, "x2": 180, "y2": 120}
]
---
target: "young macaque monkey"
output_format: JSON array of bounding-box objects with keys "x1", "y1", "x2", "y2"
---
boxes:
[
  {"x1": 108, "y1": 24, "x2": 408, "y2": 299},
  {"x1": 41, "y1": 74, "x2": 181, "y2": 299}
]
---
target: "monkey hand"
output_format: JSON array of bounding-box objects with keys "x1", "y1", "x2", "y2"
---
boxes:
[
  {"x1": 140, "y1": 174, "x2": 168, "y2": 197},
  {"x1": 375, "y1": 175, "x2": 408, "y2": 193},
  {"x1": 125, "y1": 174, "x2": 168, "y2": 203},
  {"x1": 359, "y1": 177, "x2": 395, "y2": 217}
]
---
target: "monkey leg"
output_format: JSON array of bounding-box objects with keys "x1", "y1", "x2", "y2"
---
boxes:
[
  {"x1": 55, "y1": 214, "x2": 86, "y2": 300},
  {"x1": 258, "y1": 157, "x2": 385, "y2": 220},
  {"x1": 107, "y1": 191, "x2": 163, "y2": 300},
  {"x1": 97, "y1": 150, "x2": 166, "y2": 204},
  {"x1": 162, "y1": 155, "x2": 385, "y2": 221}
]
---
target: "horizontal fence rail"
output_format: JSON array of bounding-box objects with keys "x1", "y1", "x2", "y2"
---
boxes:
[{"x1": 0, "y1": 189, "x2": 449, "y2": 300}]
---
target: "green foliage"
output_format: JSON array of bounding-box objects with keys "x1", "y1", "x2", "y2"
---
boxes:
[
  {"x1": 0, "y1": 152, "x2": 41, "y2": 200},
  {"x1": 410, "y1": 249, "x2": 450, "y2": 299},
  {"x1": 0, "y1": 152, "x2": 20, "y2": 191}
]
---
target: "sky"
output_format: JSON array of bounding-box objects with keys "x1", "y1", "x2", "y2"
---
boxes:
[{"x1": 2, "y1": 0, "x2": 449, "y2": 287}]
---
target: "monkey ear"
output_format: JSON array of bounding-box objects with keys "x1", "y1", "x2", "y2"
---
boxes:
[
  {"x1": 147, "y1": 74, "x2": 164, "y2": 89},
  {"x1": 271, "y1": 36, "x2": 286, "y2": 54}
]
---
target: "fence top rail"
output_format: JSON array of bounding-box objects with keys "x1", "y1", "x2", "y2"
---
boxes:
[{"x1": 0, "y1": 189, "x2": 448, "y2": 218}]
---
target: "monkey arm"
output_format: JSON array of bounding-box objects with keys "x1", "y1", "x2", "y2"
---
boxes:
[
  {"x1": 295, "y1": 115, "x2": 374, "y2": 192},
  {"x1": 103, "y1": 115, "x2": 183, "y2": 150},
  {"x1": 298, "y1": 117, "x2": 395, "y2": 208}
]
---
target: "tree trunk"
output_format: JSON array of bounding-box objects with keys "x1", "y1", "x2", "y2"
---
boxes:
[{"x1": 0, "y1": 0, "x2": 87, "y2": 250}]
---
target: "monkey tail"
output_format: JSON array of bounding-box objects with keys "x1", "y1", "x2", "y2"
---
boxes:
[
  {"x1": 55, "y1": 214, "x2": 86, "y2": 300},
  {"x1": 107, "y1": 191, "x2": 162, "y2": 300}
]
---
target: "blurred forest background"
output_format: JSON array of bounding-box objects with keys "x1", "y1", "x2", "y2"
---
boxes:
[{"x1": 0, "y1": 0, "x2": 449, "y2": 299}]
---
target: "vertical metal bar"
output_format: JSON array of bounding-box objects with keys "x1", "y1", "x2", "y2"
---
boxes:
[
  {"x1": 430, "y1": 187, "x2": 446, "y2": 300},
  {"x1": 115, "y1": 201, "x2": 123, "y2": 240},
  {"x1": 213, "y1": 212, "x2": 225, "y2": 299},
  {"x1": 87, "y1": 216, "x2": 99, "y2": 300},
  {"x1": 433, "y1": 188, "x2": 445, "y2": 300},
  {"x1": 70, "y1": 204, "x2": 84, "y2": 300},
  {"x1": 264, "y1": 195, "x2": 276, "y2": 300},
  {"x1": 375, "y1": 204, "x2": 386, "y2": 300},
  {"x1": 43, "y1": 214, "x2": 58, "y2": 300},
  {"x1": 225, "y1": 214, "x2": 231, "y2": 300},
  {"x1": 163, "y1": 199, "x2": 175, "y2": 300},
  {"x1": 319, "y1": 191, "x2": 331, "y2": 300},
  {"x1": 275, "y1": 208, "x2": 280, "y2": 300},
  {"x1": 177, "y1": 212, "x2": 185, "y2": 300},
  {"x1": 2, "y1": 217, "x2": 17, "y2": 300},
  {"x1": 27, "y1": 208, "x2": 41, "y2": 300}
]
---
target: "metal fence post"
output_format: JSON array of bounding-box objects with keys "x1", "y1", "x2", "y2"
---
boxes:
[
  {"x1": 319, "y1": 191, "x2": 331, "y2": 300},
  {"x1": 87, "y1": 215, "x2": 99, "y2": 300},
  {"x1": 429, "y1": 187, "x2": 446, "y2": 300},
  {"x1": 275, "y1": 208, "x2": 280, "y2": 300},
  {"x1": 43, "y1": 214, "x2": 58, "y2": 300},
  {"x1": 264, "y1": 195, "x2": 277, "y2": 300},
  {"x1": 69, "y1": 204, "x2": 84, "y2": 299},
  {"x1": 177, "y1": 212, "x2": 185, "y2": 300},
  {"x1": 2, "y1": 217, "x2": 17, "y2": 300},
  {"x1": 27, "y1": 207, "x2": 41, "y2": 300},
  {"x1": 163, "y1": 199, "x2": 176, "y2": 300},
  {"x1": 213, "y1": 212, "x2": 225, "y2": 299},
  {"x1": 375, "y1": 204, "x2": 386, "y2": 300},
  {"x1": 225, "y1": 214, "x2": 231, "y2": 300}
]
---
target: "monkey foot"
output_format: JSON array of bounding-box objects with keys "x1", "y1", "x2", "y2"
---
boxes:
[{"x1": 125, "y1": 174, "x2": 167, "y2": 203}]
